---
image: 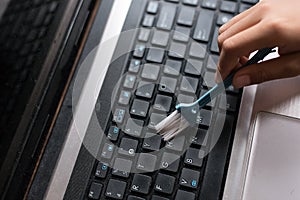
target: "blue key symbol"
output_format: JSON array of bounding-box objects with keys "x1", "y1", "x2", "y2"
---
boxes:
[
  {"x1": 191, "y1": 180, "x2": 197, "y2": 187},
  {"x1": 113, "y1": 127, "x2": 119, "y2": 134},
  {"x1": 102, "y1": 164, "x2": 107, "y2": 171}
]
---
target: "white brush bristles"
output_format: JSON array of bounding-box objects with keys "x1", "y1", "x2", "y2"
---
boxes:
[{"x1": 154, "y1": 110, "x2": 189, "y2": 141}]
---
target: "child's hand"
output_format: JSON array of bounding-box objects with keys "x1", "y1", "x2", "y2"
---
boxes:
[{"x1": 217, "y1": 0, "x2": 300, "y2": 88}]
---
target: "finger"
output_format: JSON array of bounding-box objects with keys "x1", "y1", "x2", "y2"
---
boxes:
[
  {"x1": 219, "y1": 4, "x2": 258, "y2": 34},
  {"x1": 233, "y1": 52, "x2": 300, "y2": 88},
  {"x1": 218, "y1": 10, "x2": 261, "y2": 49},
  {"x1": 218, "y1": 23, "x2": 277, "y2": 80}
]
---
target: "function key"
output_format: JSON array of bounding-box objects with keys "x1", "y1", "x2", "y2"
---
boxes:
[
  {"x1": 100, "y1": 143, "x2": 115, "y2": 159},
  {"x1": 123, "y1": 74, "x2": 136, "y2": 89},
  {"x1": 154, "y1": 173, "x2": 175, "y2": 194},
  {"x1": 142, "y1": 14, "x2": 155, "y2": 27},
  {"x1": 129, "y1": 60, "x2": 141, "y2": 73},
  {"x1": 112, "y1": 157, "x2": 132, "y2": 178},
  {"x1": 88, "y1": 182, "x2": 103, "y2": 199},
  {"x1": 107, "y1": 126, "x2": 120, "y2": 141},
  {"x1": 112, "y1": 108, "x2": 126, "y2": 124},
  {"x1": 179, "y1": 168, "x2": 200, "y2": 189},
  {"x1": 147, "y1": 1, "x2": 159, "y2": 14},
  {"x1": 133, "y1": 44, "x2": 146, "y2": 58},
  {"x1": 184, "y1": 147, "x2": 205, "y2": 167},
  {"x1": 131, "y1": 174, "x2": 152, "y2": 194},
  {"x1": 138, "y1": 28, "x2": 151, "y2": 42},
  {"x1": 95, "y1": 162, "x2": 109, "y2": 178},
  {"x1": 118, "y1": 90, "x2": 131, "y2": 106},
  {"x1": 105, "y1": 179, "x2": 127, "y2": 199}
]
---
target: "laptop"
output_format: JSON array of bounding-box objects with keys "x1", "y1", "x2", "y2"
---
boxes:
[{"x1": 0, "y1": 0, "x2": 269, "y2": 199}]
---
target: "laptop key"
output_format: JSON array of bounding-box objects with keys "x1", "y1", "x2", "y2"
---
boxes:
[
  {"x1": 113, "y1": 108, "x2": 126, "y2": 124},
  {"x1": 118, "y1": 90, "x2": 131, "y2": 106},
  {"x1": 101, "y1": 143, "x2": 115, "y2": 160},
  {"x1": 164, "y1": 59, "x2": 182, "y2": 76},
  {"x1": 133, "y1": 44, "x2": 146, "y2": 58},
  {"x1": 95, "y1": 162, "x2": 109, "y2": 178},
  {"x1": 220, "y1": 1, "x2": 237, "y2": 13},
  {"x1": 189, "y1": 128, "x2": 208, "y2": 146},
  {"x1": 159, "y1": 76, "x2": 177, "y2": 94},
  {"x1": 136, "y1": 81, "x2": 155, "y2": 99},
  {"x1": 202, "y1": 71, "x2": 216, "y2": 88},
  {"x1": 88, "y1": 182, "x2": 103, "y2": 199},
  {"x1": 130, "y1": 99, "x2": 150, "y2": 117},
  {"x1": 142, "y1": 132, "x2": 162, "y2": 151},
  {"x1": 154, "y1": 173, "x2": 175, "y2": 194},
  {"x1": 160, "y1": 152, "x2": 180, "y2": 173},
  {"x1": 189, "y1": 42, "x2": 207, "y2": 59},
  {"x1": 142, "y1": 14, "x2": 155, "y2": 27},
  {"x1": 185, "y1": 59, "x2": 203, "y2": 76},
  {"x1": 152, "y1": 195, "x2": 169, "y2": 200},
  {"x1": 148, "y1": 113, "x2": 166, "y2": 129},
  {"x1": 173, "y1": 26, "x2": 190, "y2": 42},
  {"x1": 147, "y1": 48, "x2": 165, "y2": 63},
  {"x1": 217, "y1": 13, "x2": 233, "y2": 26},
  {"x1": 112, "y1": 157, "x2": 132, "y2": 178},
  {"x1": 180, "y1": 76, "x2": 199, "y2": 94},
  {"x1": 198, "y1": 109, "x2": 212, "y2": 127},
  {"x1": 200, "y1": 90, "x2": 216, "y2": 107},
  {"x1": 142, "y1": 63, "x2": 160, "y2": 80},
  {"x1": 175, "y1": 190, "x2": 195, "y2": 200},
  {"x1": 123, "y1": 74, "x2": 136, "y2": 89},
  {"x1": 128, "y1": 196, "x2": 146, "y2": 200},
  {"x1": 157, "y1": 4, "x2": 176, "y2": 30},
  {"x1": 177, "y1": 7, "x2": 195, "y2": 27},
  {"x1": 219, "y1": 94, "x2": 238, "y2": 112},
  {"x1": 184, "y1": 148, "x2": 205, "y2": 167},
  {"x1": 136, "y1": 153, "x2": 157, "y2": 172},
  {"x1": 105, "y1": 179, "x2": 127, "y2": 199},
  {"x1": 124, "y1": 118, "x2": 144, "y2": 137},
  {"x1": 153, "y1": 94, "x2": 172, "y2": 112},
  {"x1": 206, "y1": 55, "x2": 219, "y2": 71},
  {"x1": 166, "y1": 136, "x2": 185, "y2": 152},
  {"x1": 168, "y1": 42, "x2": 186, "y2": 59},
  {"x1": 193, "y1": 10, "x2": 214, "y2": 42},
  {"x1": 138, "y1": 28, "x2": 151, "y2": 42},
  {"x1": 201, "y1": 0, "x2": 218, "y2": 9},
  {"x1": 179, "y1": 168, "x2": 200, "y2": 189},
  {"x1": 182, "y1": 0, "x2": 199, "y2": 6},
  {"x1": 147, "y1": 1, "x2": 159, "y2": 14},
  {"x1": 129, "y1": 60, "x2": 141, "y2": 73},
  {"x1": 118, "y1": 138, "x2": 138, "y2": 157},
  {"x1": 242, "y1": 0, "x2": 258, "y2": 4},
  {"x1": 107, "y1": 126, "x2": 120, "y2": 141},
  {"x1": 152, "y1": 30, "x2": 169, "y2": 47},
  {"x1": 239, "y1": 3, "x2": 252, "y2": 13},
  {"x1": 177, "y1": 94, "x2": 195, "y2": 104},
  {"x1": 131, "y1": 174, "x2": 152, "y2": 194}
]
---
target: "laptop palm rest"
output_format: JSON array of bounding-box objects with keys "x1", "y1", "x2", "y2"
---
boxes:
[{"x1": 242, "y1": 112, "x2": 300, "y2": 200}]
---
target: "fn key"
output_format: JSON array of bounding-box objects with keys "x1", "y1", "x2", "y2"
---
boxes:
[{"x1": 88, "y1": 182, "x2": 103, "y2": 199}]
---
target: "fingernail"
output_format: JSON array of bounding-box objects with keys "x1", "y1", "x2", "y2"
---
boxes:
[{"x1": 234, "y1": 75, "x2": 251, "y2": 88}]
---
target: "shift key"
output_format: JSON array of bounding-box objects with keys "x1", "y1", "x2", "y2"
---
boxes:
[
  {"x1": 193, "y1": 9, "x2": 214, "y2": 42},
  {"x1": 157, "y1": 4, "x2": 176, "y2": 30}
]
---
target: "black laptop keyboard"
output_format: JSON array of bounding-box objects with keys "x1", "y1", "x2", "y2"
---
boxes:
[{"x1": 87, "y1": 0, "x2": 257, "y2": 199}]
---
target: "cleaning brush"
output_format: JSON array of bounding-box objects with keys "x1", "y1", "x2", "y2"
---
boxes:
[{"x1": 155, "y1": 47, "x2": 275, "y2": 141}]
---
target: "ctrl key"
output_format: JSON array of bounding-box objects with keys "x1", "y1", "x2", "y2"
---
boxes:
[
  {"x1": 105, "y1": 179, "x2": 127, "y2": 199},
  {"x1": 88, "y1": 182, "x2": 103, "y2": 199}
]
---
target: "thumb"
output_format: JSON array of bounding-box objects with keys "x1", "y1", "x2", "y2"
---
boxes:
[{"x1": 233, "y1": 52, "x2": 300, "y2": 88}]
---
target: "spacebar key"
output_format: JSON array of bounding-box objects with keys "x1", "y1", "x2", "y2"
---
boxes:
[
  {"x1": 157, "y1": 4, "x2": 176, "y2": 30},
  {"x1": 193, "y1": 9, "x2": 214, "y2": 42}
]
